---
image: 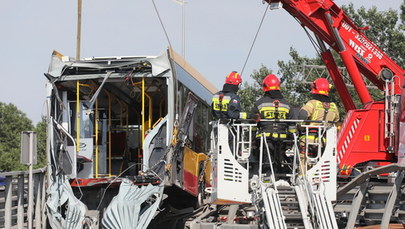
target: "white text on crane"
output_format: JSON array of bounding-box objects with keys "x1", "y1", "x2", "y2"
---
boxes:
[{"x1": 341, "y1": 21, "x2": 384, "y2": 61}]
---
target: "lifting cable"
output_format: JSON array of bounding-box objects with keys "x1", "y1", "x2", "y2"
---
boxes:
[
  {"x1": 292, "y1": 17, "x2": 324, "y2": 78},
  {"x1": 151, "y1": 0, "x2": 173, "y2": 48},
  {"x1": 241, "y1": 4, "x2": 270, "y2": 76},
  {"x1": 296, "y1": 18, "x2": 356, "y2": 85},
  {"x1": 298, "y1": 17, "x2": 321, "y2": 57}
]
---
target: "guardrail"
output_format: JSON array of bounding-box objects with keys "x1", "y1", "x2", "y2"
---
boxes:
[{"x1": 0, "y1": 167, "x2": 47, "y2": 229}]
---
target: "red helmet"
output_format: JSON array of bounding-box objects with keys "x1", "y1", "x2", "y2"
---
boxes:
[
  {"x1": 311, "y1": 78, "x2": 331, "y2": 95},
  {"x1": 262, "y1": 74, "x2": 280, "y2": 91},
  {"x1": 225, "y1": 71, "x2": 242, "y2": 85}
]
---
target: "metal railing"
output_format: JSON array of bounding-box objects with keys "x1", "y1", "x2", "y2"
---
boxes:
[{"x1": 0, "y1": 167, "x2": 46, "y2": 229}]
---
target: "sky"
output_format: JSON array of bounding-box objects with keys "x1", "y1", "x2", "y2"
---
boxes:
[{"x1": 0, "y1": 0, "x2": 402, "y2": 124}]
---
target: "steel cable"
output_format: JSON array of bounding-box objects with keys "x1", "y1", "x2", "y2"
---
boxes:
[
  {"x1": 151, "y1": 0, "x2": 173, "y2": 48},
  {"x1": 241, "y1": 4, "x2": 270, "y2": 76}
]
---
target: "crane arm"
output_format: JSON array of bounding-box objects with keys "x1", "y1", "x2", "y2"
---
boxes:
[{"x1": 264, "y1": 0, "x2": 404, "y2": 107}]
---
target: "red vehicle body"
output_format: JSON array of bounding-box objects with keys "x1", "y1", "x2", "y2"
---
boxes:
[{"x1": 264, "y1": 0, "x2": 405, "y2": 176}]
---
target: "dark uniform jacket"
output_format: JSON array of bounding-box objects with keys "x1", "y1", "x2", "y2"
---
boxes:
[
  {"x1": 211, "y1": 84, "x2": 242, "y2": 119},
  {"x1": 252, "y1": 90, "x2": 294, "y2": 138}
]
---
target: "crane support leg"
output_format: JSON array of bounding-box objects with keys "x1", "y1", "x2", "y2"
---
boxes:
[
  {"x1": 339, "y1": 49, "x2": 373, "y2": 105},
  {"x1": 323, "y1": 12, "x2": 373, "y2": 105},
  {"x1": 320, "y1": 49, "x2": 356, "y2": 111}
]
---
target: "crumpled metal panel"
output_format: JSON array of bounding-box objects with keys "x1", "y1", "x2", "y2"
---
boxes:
[
  {"x1": 102, "y1": 179, "x2": 164, "y2": 229},
  {"x1": 47, "y1": 50, "x2": 171, "y2": 79},
  {"x1": 46, "y1": 176, "x2": 88, "y2": 229}
]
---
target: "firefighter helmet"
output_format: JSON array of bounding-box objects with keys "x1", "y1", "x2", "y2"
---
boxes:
[
  {"x1": 311, "y1": 78, "x2": 331, "y2": 95},
  {"x1": 262, "y1": 74, "x2": 280, "y2": 91},
  {"x1": 225, "y1": 71, "x2": 242, "y2": 85}
]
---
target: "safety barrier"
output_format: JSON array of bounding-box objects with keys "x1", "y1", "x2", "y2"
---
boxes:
[{"x1": 0, "y1": 167, "x2": 46, "y2": 229}]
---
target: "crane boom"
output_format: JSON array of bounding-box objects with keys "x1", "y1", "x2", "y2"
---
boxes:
[
  {"x1": 264, "y1": 0, "x2": 405, "y2": 175},
  {"x1": 265, "y1": 0, "x2": 404, "y2": 105}
]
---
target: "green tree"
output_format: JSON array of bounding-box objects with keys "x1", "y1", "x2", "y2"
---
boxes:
[
  {"x1": 0, "y1": 102, "x2": 34, "y2": 171},
  {"x1": 239, "y1": 65, "x2": 273, "y2": 113},
  {"x1": 34, "y1": 118, "x2": 47, "y2": 169},
  {"x1": 0, "y1": 102, "x2": 46, "y2": 171},
  {"x1": 277, "y1": 48, "x2": 324, "y2": 108}
]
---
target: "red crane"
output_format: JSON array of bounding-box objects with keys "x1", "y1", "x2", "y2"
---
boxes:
[{"x1": 264, "y1": 0, "x2": 405, "y2": 176}]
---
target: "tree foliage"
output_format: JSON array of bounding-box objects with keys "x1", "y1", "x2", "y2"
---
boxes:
[
  {"x1": 35, "y1": 118, "x2": 47, "y2": 169},
  {"x1": 239, "y1": 65, "x2": 272, "y2": 113},
  {"x1": 277, "y1": 48, "x2": 323, "y2": 107},
  {"x1": 0, "y1": 102, "x2": 46, "y2": 172}
]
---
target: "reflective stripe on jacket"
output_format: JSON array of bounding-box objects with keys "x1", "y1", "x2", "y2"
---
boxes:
[
  {"x1": 252, "y1": 94, "x2": 295, "y2": 137},
  {"x1": 257, "y1": 102, "x2": 290, "y2": 119},
  {"x1": 211, "y1": 91, "x2": 242, "y2": 119},
  {"x1": 256, "y1": 132, "x2": 288, "y2": 138},
  {"x1": 300, "y1": 99, "x2": 339, "y2": 125},
  {"x1": 212, "y1": 94, "x2": 232, "y2": 112}
]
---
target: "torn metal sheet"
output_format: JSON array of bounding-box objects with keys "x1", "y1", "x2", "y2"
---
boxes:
[
  {"x1": 102, "y1": 179, "x2": 164, "y2": 229},
  {"x1": 46, "y1": 176, "x2": 88, "y2": 229},
  {"x1": 47, "y1": 50, "x2": 171, "y2": 80}
]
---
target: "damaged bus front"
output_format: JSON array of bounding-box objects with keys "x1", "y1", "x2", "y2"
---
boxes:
[{"x1": 44, "y1": 48, "x2": 215, "y2": 228}]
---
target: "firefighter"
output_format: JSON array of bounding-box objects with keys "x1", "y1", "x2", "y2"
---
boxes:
[
  {"x1": 298, "y1": 78, "x2": 339, "y2": 169},
  {"x1": 252, "y1": 74, "x2": 295, "y2": 176},
  {"x1": 211, "y1": 71, "x2": 247, "y2": 120}
]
